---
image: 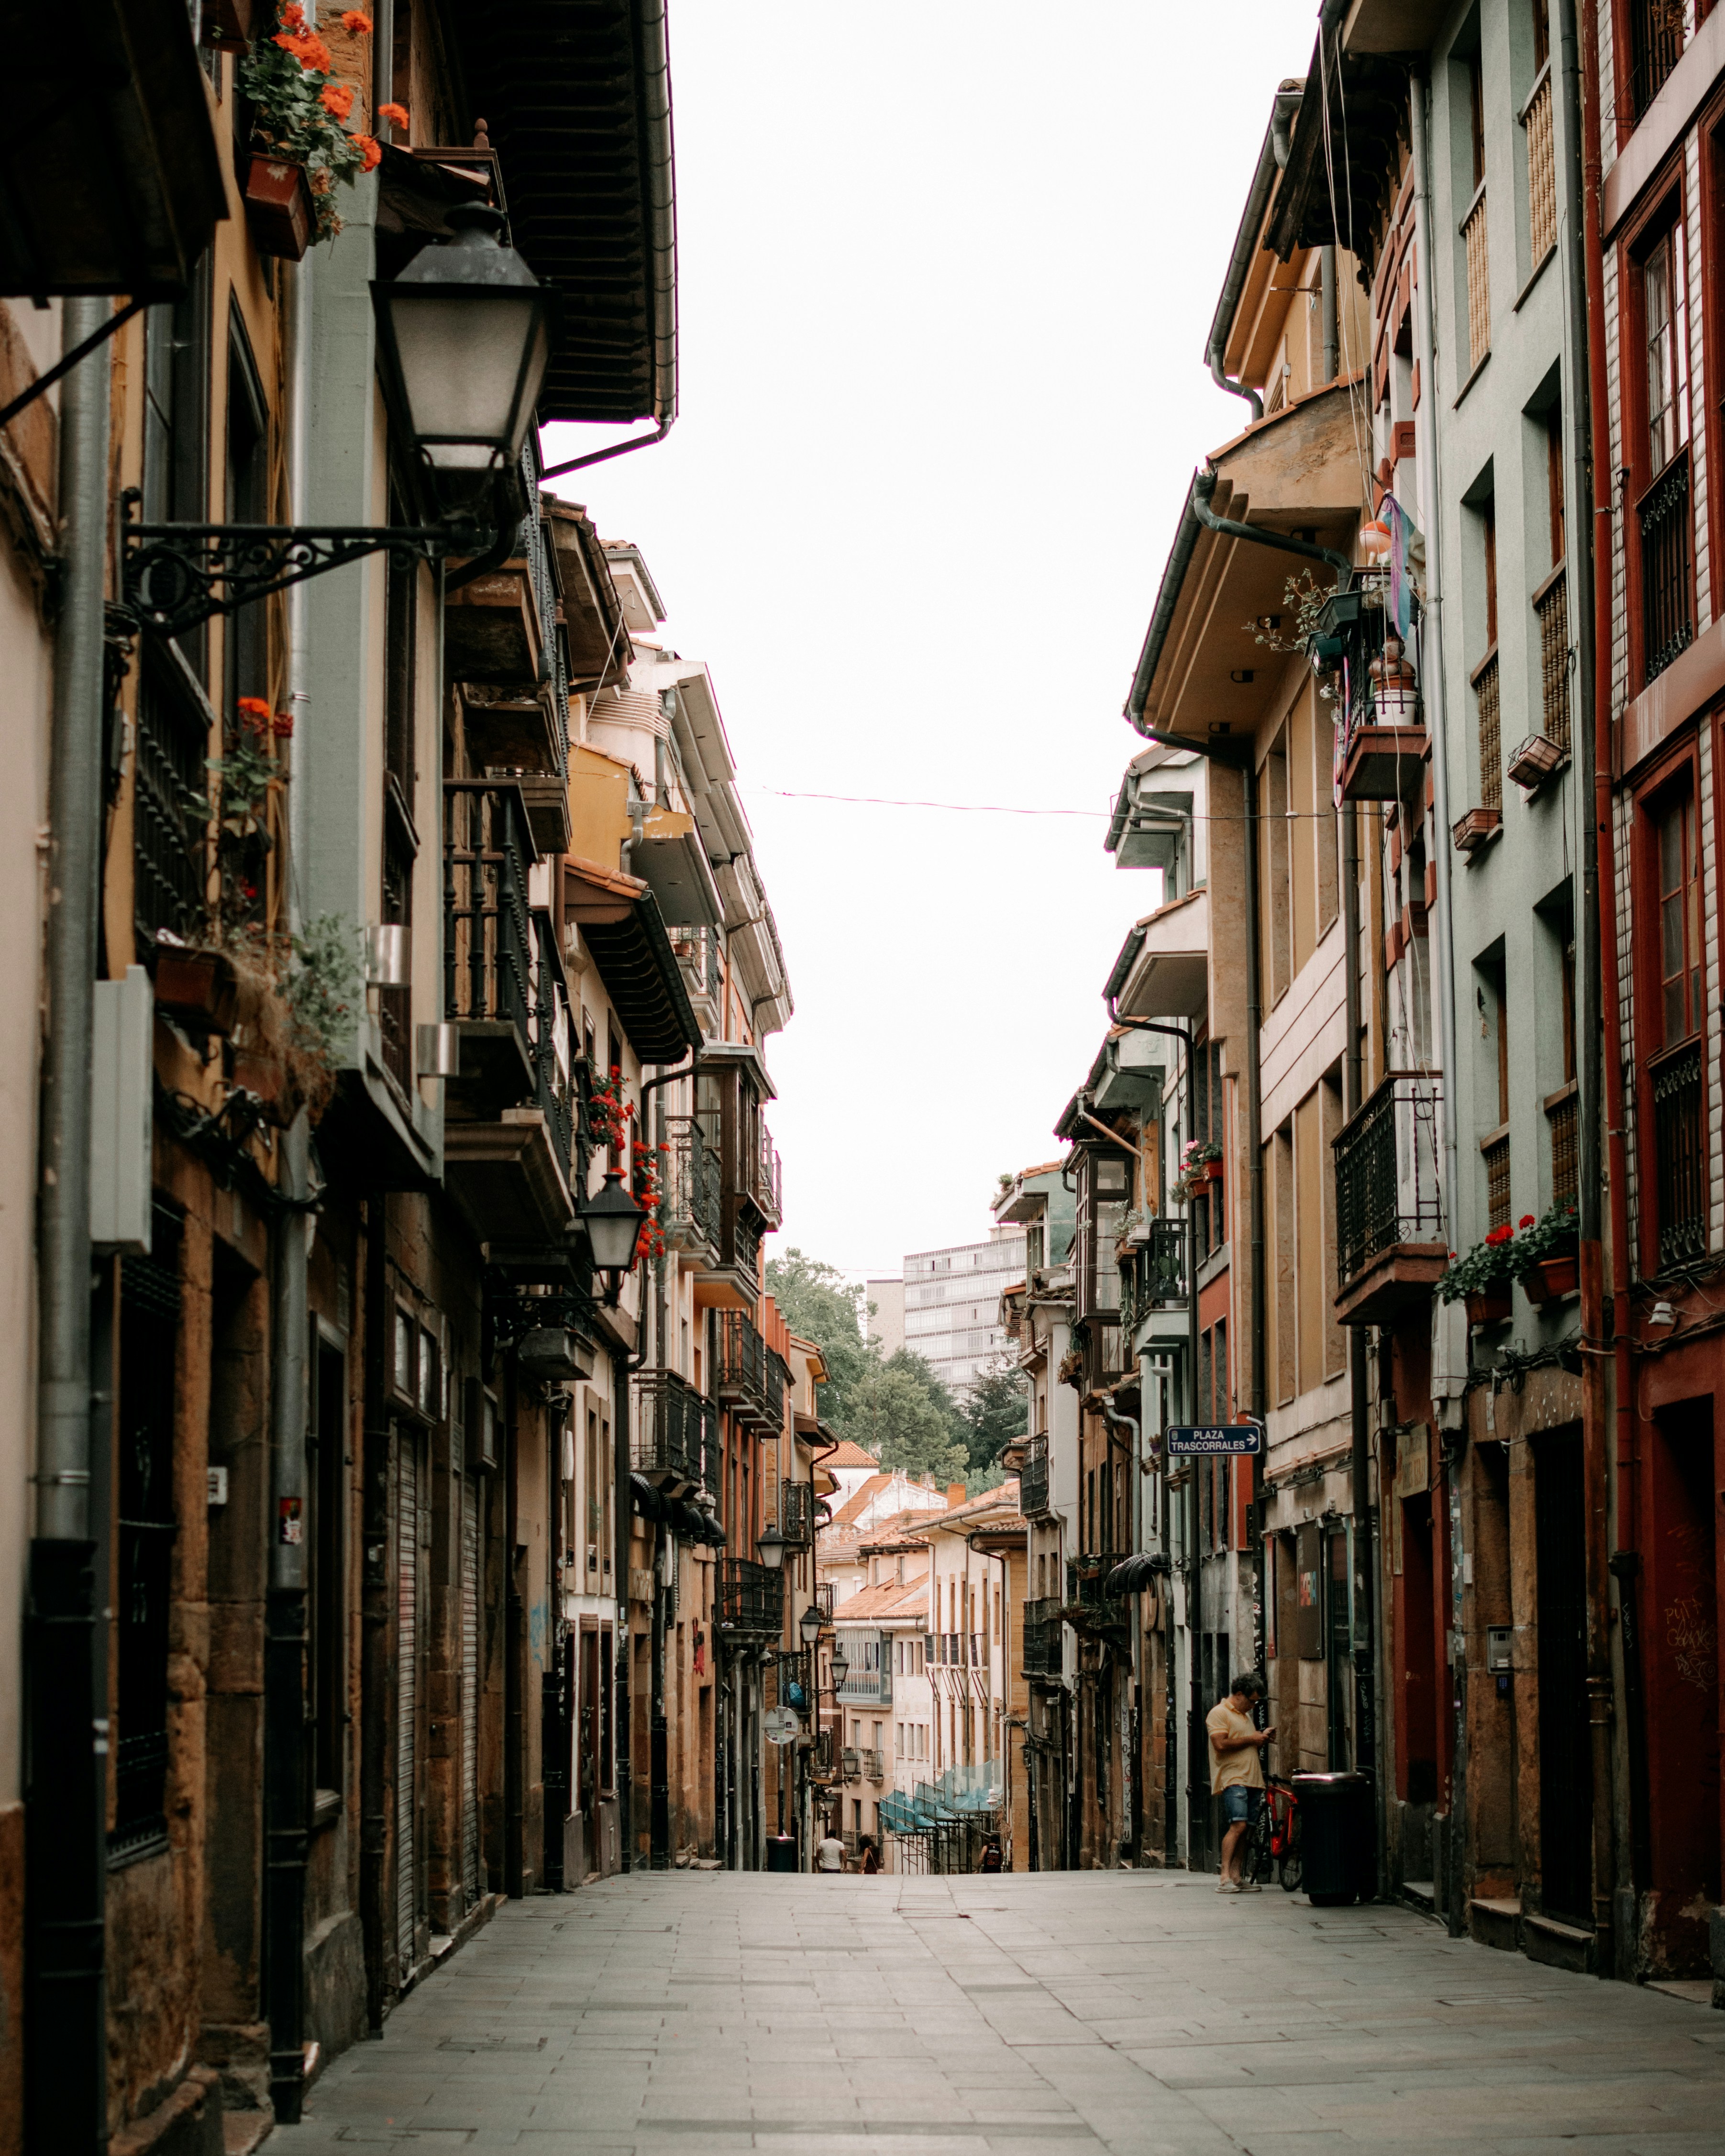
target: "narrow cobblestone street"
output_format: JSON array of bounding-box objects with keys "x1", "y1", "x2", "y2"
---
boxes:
[{"x1": 276, "y1": 1876, "x2": 1725, "y2": 2156}]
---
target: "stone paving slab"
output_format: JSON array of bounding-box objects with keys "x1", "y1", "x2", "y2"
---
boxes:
[{"x1": 273, "y1": 1872, "x2": 1725, "y2": 2155}]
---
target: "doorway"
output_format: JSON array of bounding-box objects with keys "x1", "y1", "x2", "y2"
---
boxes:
[{"x1": 1534, "y1": 1431, "x2": 1592, "y2": 1925}]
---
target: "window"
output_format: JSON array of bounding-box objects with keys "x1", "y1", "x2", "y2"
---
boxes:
[
  {"x1": 1473, "y1": 495, "x2": 1502, "y2": 811},
  {"x1": 1646, "y1": 229, "x2": 1688, "y2": 475},
  {"x1": 1629, "y1": 0, "x2": 1696, "y2": 122},
  {"x1": 112, "y1": 1210, "x2": 183, "y2": 1860},
  {"x1": 1633, "y1": 208, "x2": 1694, "y2": 682},
  {"x1": 1656, "y1": 788, "x2": 1703, "y2": 1044}
]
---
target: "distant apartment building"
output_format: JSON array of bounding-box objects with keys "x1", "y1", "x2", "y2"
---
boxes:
[
  {"x1": 864, "y1": 1276, "x2": 906, "y2": 1359},
  {"x1": 900, "y1": 1229, "x2": 1027, "y2": 1400}
]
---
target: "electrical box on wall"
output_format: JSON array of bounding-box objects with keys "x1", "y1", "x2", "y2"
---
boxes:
[
  {"x1": 1485, "y1": 1625, "x2": 1513, "y2": 1672},
  {"x1": 90, "y1": 966, "x2": 153, "y2": 1254}
]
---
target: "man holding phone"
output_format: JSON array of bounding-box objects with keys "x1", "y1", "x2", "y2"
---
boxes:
[{"x1": 1206, "y1": 1670, "x2": 1274, "y2": 1892}]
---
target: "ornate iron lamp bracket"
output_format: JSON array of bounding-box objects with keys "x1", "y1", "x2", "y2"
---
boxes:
[{"x1": 119, "y1": 487, "x2": 485, "y2": 639}]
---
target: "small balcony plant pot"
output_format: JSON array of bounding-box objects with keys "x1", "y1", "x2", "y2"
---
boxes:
[
  {"x1": 1466, "y1": 1288, "x2": 1511, "y2": 1328},
  {"x1": 155, "y1": 947, "x2": 238, "y2": 1035},
  {"x1": 1203, "y1": 1159, "x2": 1224, "y2": 1184},
  {"x1": 244, "y1": 152, "x2": 314, "y2": 261},
  {"x1": 1523, "y1": 1252, "x2": 1580, "y2": 1305}
]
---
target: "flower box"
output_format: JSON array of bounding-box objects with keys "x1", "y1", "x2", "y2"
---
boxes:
[
  {"x1": 1201, "y1": 1159, "x2": 1224, "y2": 1185},
  {"x1": 1466, "y1": 1288, "x2": 1511, "y2": 1328},
  {"x1": 1523, "y1": 1252, "x2": 1579, "y2": 1305},
  {"x1": 155, "y1": 948, "x2": 238, "y2": 1035},
  {"x1": 244, "y1": 153, "x2": 314, "y2": 261},
  {"x1": 1452, "y1": 805, "x2": 1501, "y2": 854},
  {"x1": 1506, "y1": 732, "x2": 1568, "y2": 792}
]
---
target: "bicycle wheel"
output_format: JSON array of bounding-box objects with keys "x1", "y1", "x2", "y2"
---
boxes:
[{"x1": 1278, "y1": 1811, "x2": 1303, "y2": 1894}]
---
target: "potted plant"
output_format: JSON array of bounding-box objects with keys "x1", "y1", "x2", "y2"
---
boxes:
[
  {"x1": 1181, "y1": 1139, "x2": 1223, "y2": 1186},
  {"x1": 1518, "y1": 1200, "x2": 1580, "y2": 1305},
  {"x1": 1436, "y1": 1220, "x2": 1522, "y2": 1327},
  {"x1": 239, "y1": 5, "x2": 385, "y2": 258},
  {"x1": 154, "y1": 938, "x2": 240, "y2": 1034}
]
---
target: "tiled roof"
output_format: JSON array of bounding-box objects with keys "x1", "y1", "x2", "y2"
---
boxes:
[
  {"x1": 833, "y1": 1577, "x2": 928, "y2": 1625},
  {"x1": 824, "y1": 1440, "x2": 883, "y2": 1469},
  {"x1": 829, "y1": 1473, "x2": 891, "y2": 1527}
]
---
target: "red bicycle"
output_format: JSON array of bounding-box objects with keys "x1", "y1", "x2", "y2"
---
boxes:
[{"x1": 1243, "y1": 1771, "x2": 1301, "y2": 1893}]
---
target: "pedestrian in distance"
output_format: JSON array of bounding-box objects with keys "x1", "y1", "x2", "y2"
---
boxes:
[
  {"x1": 978, "y1": 1835, "x2": 1004, "y2": 1873},
  {"x1": 816, "y1": 1827, "x2": 845, "y2": 1874},
  {"x1": 1206, "y1": 1670, "x2": 1274, "y2": 1892},
  {"x1": 858, "y1": 1835, "x2": 880, "y2": 1874}
]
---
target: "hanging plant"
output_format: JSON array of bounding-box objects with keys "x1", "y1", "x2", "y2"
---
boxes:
[
  {"x1": 588, "y1": 1066, "x2": 635, "y2": 1153},
  {"x1": 240, "y1": 4, "x2": 382, "y2": 245}
]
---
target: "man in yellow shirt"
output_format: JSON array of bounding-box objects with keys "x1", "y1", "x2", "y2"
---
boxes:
[{"x1": 1205, "y1": 1671, "x2": 1274, "y2": 1892}]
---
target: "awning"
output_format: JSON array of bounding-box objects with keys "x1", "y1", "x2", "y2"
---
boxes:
[
  {"x1": 449, "y1": 0, "x2": 676, "y2": 426},
  {"x1": 629, "y1": 1471, "x2": 664, "y2": 1521},
  {"x1": 1105, "y1": 1552, "x2": 1164, "y2": 1597},
  {"x1": 563, "y1": 854, "x2": 700, "y2": 1064}
]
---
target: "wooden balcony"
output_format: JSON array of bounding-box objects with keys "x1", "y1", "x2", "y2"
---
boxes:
[{"x1": 1334, "y1": 1071, "x2": 1447, "y2": 1326}]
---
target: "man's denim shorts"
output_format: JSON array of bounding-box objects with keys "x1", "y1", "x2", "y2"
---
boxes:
[{"x1": 1219, "y1": 1785, "x2": 1261, "y2": 1827}]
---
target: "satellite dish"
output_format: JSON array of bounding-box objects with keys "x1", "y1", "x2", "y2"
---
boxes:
[{"x1": 764, "y1": 1707, "x2": 800, "y2": 1745}]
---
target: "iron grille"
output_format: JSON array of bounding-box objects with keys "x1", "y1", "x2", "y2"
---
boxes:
[
  {"x1": 132, "y1": 649, "x2": 209, "y2": 949},
  {"x1": 1143, "y1": 1217, "x2": 1188, "y2": 1303},
  {"x1": 1475, "y1": 651, "x2": 1502, "y2": 812},
  {"x1": 1653, "y1": 1039, "x2": 1705, "y2": 1267},
  {"x1": 1536, "y1": 566, "x2": 1570, "y2": 755},
  {"x1": 1640, "y1": 452, "x2": 1694, "y2": 685},
  {"x1": 1629, "y1": 0, "x2": 1690, "y2": 119},
  {"x1": 716, "y1": 1309, "x2": 770, "y2": 1426},
  {"x1": 1333, "y1": 1072, "x2": 1446, "y2": 1287},
  {"x1": 663, "y1": 1115, "x2": 720, "y2": 1249},
  {"x1": 1483, "y1": 1133, "x2": 1512, "y2": 1233},
  {"x1": 1021, "y1": 1597, "x2": 1063, "y2": 1678},
  {"x1": 1548, "y1": 1090, "x2": 1579, "y2": 1216}
]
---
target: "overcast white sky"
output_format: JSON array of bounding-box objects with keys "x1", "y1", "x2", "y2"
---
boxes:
[{"x1": 542, "y1": 2, "x2": 1314, "y2": 1282}]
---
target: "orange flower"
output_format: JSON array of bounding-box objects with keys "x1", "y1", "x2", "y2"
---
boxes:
[
  {"x1": 236, "y1": 696, "x2": 272, "y2": 719},
  {"x1": 280, "y1": 0, "x2": 305, "y2": 26},
  {"x1": 377, "y1": 101, "x2": 409, "y2": 127},
  {"x1": 320, "y1": 80, "x2": 355, "y2": 119},
  {"x1": 274, "y1": 26, "x2": 332, "y2": 68},
  {"x1": 339, "y1": 8, "x2": 373, "y2": 27},
  {"x1": 352, "y1": 131, "x2": 382, "y2": 172}
]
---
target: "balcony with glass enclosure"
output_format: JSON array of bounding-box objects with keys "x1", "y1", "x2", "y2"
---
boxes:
[{"x1": 1333, "y1": 1071, "x2": 1446, "y2": 1325}]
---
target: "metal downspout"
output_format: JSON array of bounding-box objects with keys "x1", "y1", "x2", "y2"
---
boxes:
[
  {"x1": 25, "y1": 292, "x2": 111, "y2": 2156},
  {"x1": 1102, "y1": 1396, "x2": 1140, "y2": 1861},
  {"x1": 1558, "y1": 0, "x2": 1616, "y2": 1975},
  {"x1": 1573, "y1": 0, "x2": 1643, "y2": 1966},
  {"x1": 613, "y1": 1345, "x2": 633, "y2": 1871},
  {"x1": 650, "y1": 1517, "x2": 670, "y2": 1867},
  {"x1": 1321, "y1": 245, "x2": 1339, "y2": 389},
  {"x1": 265, "y1": 245, "x2": 315, "y2": 2124},
  {"x1": 1409, "y1": 69, "x2": 1469, "y2": 1937}
]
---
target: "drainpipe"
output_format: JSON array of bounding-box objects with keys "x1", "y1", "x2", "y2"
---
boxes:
[
  {"x1": 1342, "y1": 791, "x2": 1380, "y2": 1887},
  {"x1": 1409, "y1": 67, "x2": 1470, "y2": 1939},
  {"x1": 265, "y1": 248, "x2": 315, "y2": 2124},
  {"x1": 1573, "y1": 0, "x2": 1641, "y2": 1965},
  {"x1": 613, "y1": 1344, "x2": 633, "y2": 1872},
  {"x1": 1321, "y1": 246, "x2": 1339, "y2": 388},
  {"x1": 1102, "y1": 1396, "x2": 1139, "y2": 1860},
  {"x1": 1103, "y1": 1010, "x2": 1205, "y2": 1865},
  {"x1": 25, "y1": 293, "x2": 111, "y2": 2156},
  {"x1": 650, "y1": 1515, "x2": 670, "y2": 1868}
]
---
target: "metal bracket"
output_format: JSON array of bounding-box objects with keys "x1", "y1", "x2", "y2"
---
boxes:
[{"x1": 119, "y1": 489, "x2": 486, "y2": 638}]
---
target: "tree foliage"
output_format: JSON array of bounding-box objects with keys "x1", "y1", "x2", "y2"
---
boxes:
[
  {"x1": 765, "y1": 1249, "x2": 972, "y2": 1489},
  {"x1": 958, "y1": 1360, "x2": 1029, "y2": 1476}
]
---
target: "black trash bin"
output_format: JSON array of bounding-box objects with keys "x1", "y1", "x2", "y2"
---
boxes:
[
  {"x1": 765, "y1": 1835, "x2": 799, "y2": 1874},
  {"x1": 1292, "y1": 1771, "x2": 1375, "y2": 1905}
]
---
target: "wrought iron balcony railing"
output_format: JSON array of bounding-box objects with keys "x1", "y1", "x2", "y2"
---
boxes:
[
  {"x1": 663, "y1": 1114, "x2": 721, "y2": 1251},
  {"x1": 715, "y1": 1558, "x2": 784, "y2": 1639},
  {"x1": 1334, "y1": 1071, "x2": 1444, "y2": 1290},
  {"x1": 780, "y1": 1478, "x2": 815, "y2": 1545},
  {"x1": 716, "y1": 1309, "x2": 772, "y2": 1428},
  {"x1": 1063, "y1": 1558, "x2": 1130, "y2": 1639},
  {"x1": 1021, "y1": 1597, "x2": 1063, "y2": 1679},
  {"x1": 633, "y1": 1368, "x2": 702, "y2": 1485},
  {"x1": 1019, "y1": 1435, "x2": 1050, "y2": 1519},
  {"x1": 748, "y1": 1123, "x2": 783, "y2": 1228}
]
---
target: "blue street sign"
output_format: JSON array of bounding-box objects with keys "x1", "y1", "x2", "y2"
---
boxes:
[{"x1": 1165, "y1": 1424, "x2": 1262, "y2": 1456}]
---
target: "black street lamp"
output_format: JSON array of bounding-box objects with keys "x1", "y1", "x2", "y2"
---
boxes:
[
  {"x1": 371, "y1": 204, "x2": 558, "y2": 517},
  {"x1": 578, "y1": 1169, "x2": 648, "y2": 1306},
  {"x1": 755, "y1": 1522, "x2": 787, "y2": 1571},
  {"x1": 122, "y1": 204, "x2": 559, "y2": 639}
]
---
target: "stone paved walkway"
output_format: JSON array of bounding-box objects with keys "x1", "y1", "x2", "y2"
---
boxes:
[{"x1": 274, "y1": 1871, "x2": 1725, "y2": 2155}]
